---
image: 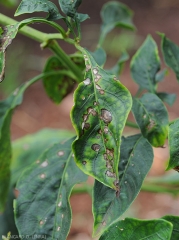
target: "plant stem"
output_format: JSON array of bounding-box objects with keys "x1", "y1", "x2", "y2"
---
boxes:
[
  {"x1": 0, "y1": 13, "x2": 83, "y2": 83},
  {"x1": 72, "y1": 184, "x2": 92, "y2": 196},
  {"x1": 126, "y1": 121, "x2": 139, "y2": 129},
  {"x1": 47, "y1": 40, "x2": 83, "y2": 82},
  {"x1": 141, "y1": 183, "x2": 179, "y2": 196},
  {"x1": 71, "y1": 181, "x2": 179, "y2": 197}
]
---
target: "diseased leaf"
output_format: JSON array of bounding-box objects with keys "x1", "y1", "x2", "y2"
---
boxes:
[
  {"x1": 11, "y1": 128, "x2": 74, "y2": 185},
  {"x1": 0, "y1": 18, "x2": 62, "y2": 82},
  {"x1": 132, "y1": 93, "x2": 169, "y2": 147},
  {"x1": 0, "y1": 77, "x2": 39, "y2": 212},
  {"x1": 162, "y1": 215, "x2": 179, "y2": 239},
  {"x1": 99, "y1": 218, "x2": 173, "y2": 240},
  {"x1": 43, "y1": 56, "x2": 75, "y2": 104},
  {"x1": 93, "y1": 134, "x2": 153, "y2": 236},
  {"x1": 130, "y1": 35, "x2": 160, "y2": 92},
  {"x1": 15, "y1": 0, "x2": 63, "y2": 20},
  {"x1": 71, "y1": 48, "x2": 132, "y2": 189},
  {"x1": 167, "y1": 119, "x2": 179, "y2": 171},
  {"x1": 157, "y1": 92, "x2": 176, "y2": 106},
  {"x1": 100, "y1": 1, "x2": 135, "y2": 45},
  {"x1": 155, "y1": 68, "x2": 168, "y2": 83},
  {"x1": 58, "y1": 0, "x2": 82, "y2": 18},
  {"x1": 14, "y1": 137, "x2": 87, "y2": 240},
  {"x1": 161, "y1": 34, "x2": 179, "y2": 82},
  {"x1": 106, "y1": 51, "x2": 129, "y2": 76},
  {"x1": 90, "y1": 47, "x2": 107, "y2": 67}
]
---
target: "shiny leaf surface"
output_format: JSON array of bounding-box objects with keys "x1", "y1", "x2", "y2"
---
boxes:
[
  {"x1": 14, "y1": 137, "x2": 87, "y2": 240},
  {"x1": 130, "y1": 35, "x2": 160, "y2": 92},
  {"x1": 93, "y1": 134, "x2": 153, "y2": 236},
  {"x1": 99, "y1": 218, "x2": 173, "y2": 240},
  {"x1": 132, "y1": 93, "x2": 169, "y2": 147},
  {"x1": 71, "y1": 48, "x2": 132, "y2": 189}
]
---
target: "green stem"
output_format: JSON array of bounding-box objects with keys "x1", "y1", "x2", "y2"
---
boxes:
[
  {"x1": 71, "y1": 182, "x2": 179, "y2": 197},
  {"x1": 141, "y1": 183, "x2": 179, "y2": 196},
  {"x1": 0, "y1": 13, "x2": 83, "y2": 83},
  {"x1": 72, "y1": 184, "x2": 92, "y2": 196},
  {"x1": 135, "y1": 87, "x2": 143, "y2": 98},
  {"x1": 47, "y1": 40, "x2": 83, "y2": 82},
  {"x1": 0, "y1": 13, "x2": 48, "y2": 43},
  {"x1": 126, "y1": 121, "x2": 139, "y2": 129}
]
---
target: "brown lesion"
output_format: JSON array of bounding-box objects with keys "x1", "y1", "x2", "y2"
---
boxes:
[{"x1": 173, "y1": 166, "x2": 179, "y2": 172}]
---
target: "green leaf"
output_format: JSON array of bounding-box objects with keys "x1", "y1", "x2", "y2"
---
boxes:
[
  {"x1": 0, "y1": 188, "x2": 19, "y2": 236},
  {"x1": 106, "y1": 51, "x2": 129, "y2": 76},
  {"x1": 157, "y1": 92, "x2": 176, "y2": 106},
  {"x1": 167, "y1": 119, "x2": 179, "y2": 171},
  {"x1": 93, "y1": 134, "x2": 153, "y2": 236},
  {"x1": 76, "y1": 13, "x2": 90, "y2": 23},
  {"x1": 161, "y1": 34, "x2": 179, "y2": 82},
  {"x1": 58, "y1": 0, "x2": 82, "y2": 18},
  {"x1": 132, "y1": 93, "x2": 169, "y2": 147},
  {"x1": 0, "y1": 17, "x2": 63, "y2": 82},
  {"x1": 155, "y1": 68, "x2": 168, "y2": 83},
  {"x1": 99, "y1": 218, "x2": 173, "y2": 240},
  {"x1": 11, "y1": 128, "x2": 74, "y2": 185},
  {"x1": 43, "y1": 56, "x2": 75, "y2": 104},
  {"x1": 130, "y1": 35, "x2": 160, "y2": 92},
  {"x1": 90, "y1": 47, "x2": 107, "y2": 67},
  {"x1": 14, "y1": 137, "x2": 87, "y2": 239},
  {"x1": 100, "y1": 1, "x2": 135, "y2": 45},
  {"x1": 162, "y1": 215, "x2": 179, "y2": 239},
  {"x1": 15, "y1": 0, "x2": 63, "y2": 20},
  {"x1": 71, "y1": 48, "x2": 132, "y2": 189},
  {"x1": 0, "y1": 77, "x2": 39, "y2": 212}
]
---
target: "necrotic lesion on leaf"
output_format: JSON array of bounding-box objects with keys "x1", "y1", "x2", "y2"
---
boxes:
[{"x1": 71, "y1": 48, "x2": 132, "y2": 190}]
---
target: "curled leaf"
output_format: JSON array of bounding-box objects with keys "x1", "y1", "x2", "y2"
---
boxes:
[
  {"x1": 167, "y1": 119, "x2": 179, "y2": 171},
  {"x1": 43, "y1": 56, "x2": 75, "y2": 104},
  {"x1": 100, "y1": 1, "x2": 135, "y2": 45},
  {"x1": 130, "y1": 35, "x2": 160, "y2": 92},
  {"x1": 15, "y1": 0, "x2": 63, "y2": 20},
  {"x1": 132, "y1": 93, "x2": 169, "y2": 147}
]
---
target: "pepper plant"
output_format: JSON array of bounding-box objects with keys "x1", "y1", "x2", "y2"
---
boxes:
[{"x1": 0, "y1": 0, "x2": 179, "y2": 239}]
